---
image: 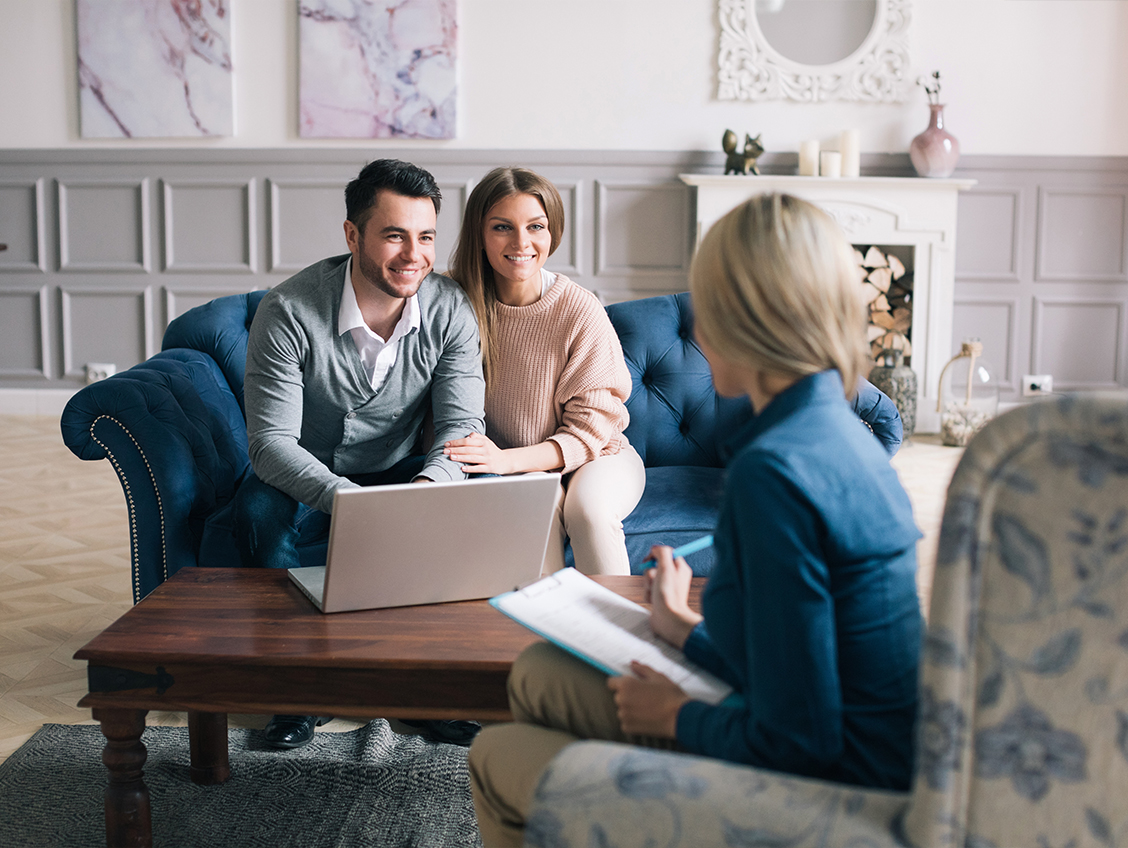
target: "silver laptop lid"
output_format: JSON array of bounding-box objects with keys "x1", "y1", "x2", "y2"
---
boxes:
[{"x1": 315, "y1": 473, "x2": 560, "y2": 613}]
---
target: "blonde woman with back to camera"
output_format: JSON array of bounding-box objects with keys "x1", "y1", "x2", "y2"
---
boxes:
[
  {"x1": 445, "y1": 167, "x2": 645, "y2": 576},
  {"x1": 468, "y1": 193, "x2": 922, "y2": 846}
]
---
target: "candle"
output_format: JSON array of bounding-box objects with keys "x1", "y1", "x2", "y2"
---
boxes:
[
  {"x1": 820, "y1": 151, "x2": 842, "y2": 178},
  {"x1": 840, "y1": 129, "x2": 860, "y2": 177},
  {"x1": 798, "y1": 140, "x2": 819, "y2": 176}
]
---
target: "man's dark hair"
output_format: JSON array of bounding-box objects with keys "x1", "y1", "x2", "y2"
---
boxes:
[{"x1": 345, "y1": 159, "x2": 442, "y2": 229}]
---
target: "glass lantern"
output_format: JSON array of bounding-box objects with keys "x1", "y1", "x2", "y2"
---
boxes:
[{"x1": 936, "y1": 340, "x2": 999, "y2": 447}]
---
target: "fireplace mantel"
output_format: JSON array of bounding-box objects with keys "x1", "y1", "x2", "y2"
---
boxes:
[{"x1": 680, "y1": 174, "x2": 977, "y2": 433}]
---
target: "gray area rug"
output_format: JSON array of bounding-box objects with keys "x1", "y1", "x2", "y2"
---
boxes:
[{"x1": 0, "y1": 720, "x2": 481, "y2": 848}]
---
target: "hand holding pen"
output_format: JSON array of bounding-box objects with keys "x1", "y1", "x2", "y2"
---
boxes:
[{"x1": 642, "y1": 535, "x2": 710, "y2": 650}]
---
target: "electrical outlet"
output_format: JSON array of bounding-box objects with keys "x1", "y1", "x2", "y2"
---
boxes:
[
  {"x1": 85, "y1": 362, "x2": 117, "y2": 384},
  {"x1": 1022, "y1": 374, "x2": 1053, "y2": 397}
]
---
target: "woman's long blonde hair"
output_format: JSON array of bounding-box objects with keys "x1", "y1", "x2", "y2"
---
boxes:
[
  {"x1": 690, "y1": 193, "x2": 867, "y2": 397},
  {"x1": 449, "y1": 167, "x2": 565, "y2": 387}
]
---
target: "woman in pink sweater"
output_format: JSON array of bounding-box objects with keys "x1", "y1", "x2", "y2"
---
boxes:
[{"x1": 445, "y1": 167, "x2": 645, "y2": 575}]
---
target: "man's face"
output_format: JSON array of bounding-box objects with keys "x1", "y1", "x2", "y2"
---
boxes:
[{"x1": 344, "y1": 190, "x2": 437, "y2": 301}]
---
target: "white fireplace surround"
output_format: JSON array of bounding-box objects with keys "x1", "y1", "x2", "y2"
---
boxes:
[{"x1": 680, "y1": 174, "x2": 976, "y2": 433}]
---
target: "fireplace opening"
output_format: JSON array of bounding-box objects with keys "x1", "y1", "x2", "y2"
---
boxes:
[{"x1": 857, "y1": 244, "x2": 914, "y2": 366}]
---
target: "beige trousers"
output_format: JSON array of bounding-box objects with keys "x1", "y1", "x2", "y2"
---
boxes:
[
  {"x1": 469, "y1": 641, "x2": 679, "y2": 847},
  {"x1": 541, "y1": 445, "x2": 646, "y2": 576}
]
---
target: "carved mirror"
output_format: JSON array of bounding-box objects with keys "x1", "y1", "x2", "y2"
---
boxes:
[{"x1": 717, "y1": 0, "x2": 911, "y2": 102}]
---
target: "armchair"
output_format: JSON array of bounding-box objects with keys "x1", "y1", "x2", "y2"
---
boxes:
[{"x1": 526, "y1": 395, "x2": 1128, "y2": 847}]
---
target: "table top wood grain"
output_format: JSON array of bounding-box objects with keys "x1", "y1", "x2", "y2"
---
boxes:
[{"x1": 75, "y1": 568, "x2": 703, "y2": 720}]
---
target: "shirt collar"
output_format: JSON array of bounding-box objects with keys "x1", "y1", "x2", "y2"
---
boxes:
[{"x1": 338, "y1": 256, "x2": 421, "y2": 339}]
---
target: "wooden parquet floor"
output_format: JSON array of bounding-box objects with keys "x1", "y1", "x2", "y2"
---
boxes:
[{"x1": 0, "y1": 414, "x2": 963, "y2": 764}]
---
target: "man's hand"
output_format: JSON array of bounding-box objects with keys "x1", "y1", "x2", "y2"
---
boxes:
[
  {"x1": 443, "y1": 432, "x2": 515, "y2": 475},
  {"x1": 646, "y1": 546, "x2": 702, "y2": 650},
  {"x1": 607, "y1": 662, "x2": 689, "y2": 738}
]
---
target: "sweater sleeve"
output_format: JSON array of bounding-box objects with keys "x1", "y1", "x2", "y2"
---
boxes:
[
  {"x1": 244, "y1": 294, "x2": 358, "y2": 513},
  {"x1": 548, "y1": 298, "x2": 632, "y2": 473},
  {"x1": 674, "y1": 456, "x2": 846, "y2": 778},
  {"x1": 420, "y1": 289, "x2": 487, "y2": 482}
]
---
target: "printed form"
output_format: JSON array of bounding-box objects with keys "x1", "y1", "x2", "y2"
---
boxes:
[{"x1": 491, "y1": 568, "x2": 733, "y2": 705}]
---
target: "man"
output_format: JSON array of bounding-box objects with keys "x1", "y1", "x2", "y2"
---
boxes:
[{"x1": 233, "y1": 159, "x2": 486, "y2": 749}]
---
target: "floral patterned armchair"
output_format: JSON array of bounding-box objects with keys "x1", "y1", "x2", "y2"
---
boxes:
[{"x1": 525, "y1": 395, "x2": 1128, "y2": 848}]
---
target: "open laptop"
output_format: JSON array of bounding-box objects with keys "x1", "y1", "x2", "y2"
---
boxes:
[{"x1": 288, "y1": 473, "x2": 561, "y2": 613}]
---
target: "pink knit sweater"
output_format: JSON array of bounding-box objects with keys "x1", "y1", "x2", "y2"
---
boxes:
[{"x1": 487, "y1": 274, "x2": 632, "y2": 474}]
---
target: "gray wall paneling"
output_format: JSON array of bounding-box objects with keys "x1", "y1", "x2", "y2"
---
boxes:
[
  {"x1": 954, "y1": 157, "x2": 1128, "y2": 402},
  {"x1": 2, "y1": 150, "x2": 1127, "y2": 401}
]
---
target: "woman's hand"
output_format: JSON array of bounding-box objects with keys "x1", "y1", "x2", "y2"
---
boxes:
[
  {"x1": 646, "y1": 546, "x2": 703, "y2": 650},
  {"x1": 607, "y1": 662, "x2": 689, "y2": 738},
  {"x1": 444, "y1": 434, "x2": 565, "y2": 475},
  {"x1": 443, "y1": 432, "x2": 515, "y2": 475}
]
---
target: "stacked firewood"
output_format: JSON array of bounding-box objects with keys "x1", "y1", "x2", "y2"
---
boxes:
[{"x1": 857, "y1": 245, "x2": 912, "y2": 361}]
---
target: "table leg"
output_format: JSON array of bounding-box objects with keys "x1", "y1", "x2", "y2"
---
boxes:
[
  {"x1": 92, "y1": 707, "x2": 151, "y2": 848},
  {"x1": 188, "y1": 710, "x2": 230, "y2": 785}
]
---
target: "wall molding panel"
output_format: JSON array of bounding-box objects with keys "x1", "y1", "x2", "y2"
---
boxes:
[
  {"x1": 952, "y1": 296, "x2": 1019, "y2": 391},
  {"x1": 60, "y1": 286, "x2": 154, "y2": 380},
  {"x1": 955, "y1": 187, "x2": 1023, "y2": 282},
  {"x1": 1031, "y1": 296, "x2": 1124, "y2": 390},
  {"x1": 0, "y1": 286, "x2": 50, "y2": 378},
  {"x1": 0, "y1": 178, "x2": 47, "y2": 273},
  {"x1": 162, "y1": 178, "x2": 257, "y2": 273},
  {"x1": 2, "y1": 150, "x2": 1128, "y2": 404},
  {"x1": 1035, "y1": 186, "x2": 1128, "y2": 283},
  {"x1": 594, "y1": 180, "x2": 691, "y2": 279},
  {"x1": 58, "y1": 177, "x2": 151, "y2": 272}
]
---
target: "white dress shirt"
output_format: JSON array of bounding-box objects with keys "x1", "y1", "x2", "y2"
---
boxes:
[{"x1": 338, "y1": 257, "x2": 421, "y2": 391}]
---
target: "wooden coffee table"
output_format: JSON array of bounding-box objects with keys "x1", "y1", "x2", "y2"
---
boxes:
[{"x1": 75, "y1": 567, "x2": 697, "y2": 848}]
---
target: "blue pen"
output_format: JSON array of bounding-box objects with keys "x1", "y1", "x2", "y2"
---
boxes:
[{"x1": 640, "y1": 534, "x2": 713, "y2": 570}]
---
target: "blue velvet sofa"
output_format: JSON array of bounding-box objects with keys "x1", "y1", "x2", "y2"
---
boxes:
[{"x1": 60, "y1": 291, "x2": 901, "y2": 602}]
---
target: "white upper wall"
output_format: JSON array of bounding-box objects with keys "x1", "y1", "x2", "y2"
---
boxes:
[{"x1": 1, "y1": 0, "x2": 1126, "y2": 155}]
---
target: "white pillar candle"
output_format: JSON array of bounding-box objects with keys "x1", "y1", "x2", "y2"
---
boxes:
[
  {"x1": 820, "y1": 151, "x2": 842, "y2": 178},
  {"x1": 840, "y1": 129, "x2": 860, "y2": 177},
  {"x1": 798, "y1": 140, "x2": 820, "y2": 176}
]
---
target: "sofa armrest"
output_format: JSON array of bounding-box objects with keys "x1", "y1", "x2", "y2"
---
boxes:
[
  {"x1": 527, "y1": 741, "x2": 909, "y2": 848},
  {"x1": 854, "y1": 377, "x2": 903, "y2": 455},
  {"x1": 60, "y1": 350, "x2": 250, "y2": 603}
]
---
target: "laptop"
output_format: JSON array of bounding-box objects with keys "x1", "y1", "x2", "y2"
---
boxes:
[{"x1": 288, "y1": 473, "x2": 561, "y2": 613}]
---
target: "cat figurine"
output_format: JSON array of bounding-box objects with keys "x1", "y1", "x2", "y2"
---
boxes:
[{"x1": 722, "y1": 130, "x2": 764, "y2": 175}]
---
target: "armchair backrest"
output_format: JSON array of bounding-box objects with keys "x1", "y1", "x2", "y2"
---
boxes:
[
  {"x1": 162, "y1": 290, "x2": 268, "y2": 414},
  {"x1": 606, "y1": 293, "x2": 753, "y2": 468},
  {"x1": 905, "y1": 396, "x2": 1128, "y2": 845}
]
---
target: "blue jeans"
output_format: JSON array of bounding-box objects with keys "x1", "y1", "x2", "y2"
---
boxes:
[{"x1": 232, "y1": 455, "x2": 427, "y2": 569}]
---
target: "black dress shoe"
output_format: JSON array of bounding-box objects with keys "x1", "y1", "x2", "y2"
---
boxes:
[
  {"x1": 263, "y1": 715, "x2": 331, "y2": 749},
  {"x1": 400, "y1": 719, "x2": 482, "y2": 747}
]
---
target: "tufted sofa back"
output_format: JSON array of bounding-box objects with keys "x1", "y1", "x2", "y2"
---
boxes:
[
  {"x1": 162, "y1": 290, "x2": 268, "y2": 415},
  {"x1": 606, "y1": 292, "x2": 753, "y2": 468}
]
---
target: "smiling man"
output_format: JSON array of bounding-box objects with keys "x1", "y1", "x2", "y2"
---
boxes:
[{"x1": 233, "y1": 159, "x2": 486, "y2": 749}]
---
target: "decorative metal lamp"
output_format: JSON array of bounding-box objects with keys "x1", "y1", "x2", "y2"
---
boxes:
[{"x1": 936, "y1": 340, "x2": 999, "y2": 447}]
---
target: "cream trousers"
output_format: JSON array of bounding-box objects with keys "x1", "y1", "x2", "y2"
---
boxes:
[
  {"x1": 541, "y1": 445, "x2": 646, "y2": 576},
  {"x1": 469, "y1": 641, "x2": 679, "y2": 848}
]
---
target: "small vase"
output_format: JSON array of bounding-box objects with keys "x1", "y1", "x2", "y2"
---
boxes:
[
  {"x1": 869, "y1": 349, "x2": 917, "y2": 438},
  {"x1": 910, "y1": 104, "x2": 960, "y2": 178}
]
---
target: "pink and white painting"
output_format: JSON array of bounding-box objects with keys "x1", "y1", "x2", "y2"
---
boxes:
[
  {"x1": 77, "y1": 0, "x2": 234, "y2": 138},
  {"x1": 299, "y1": 0, "x2": 457, "y2": 139}
]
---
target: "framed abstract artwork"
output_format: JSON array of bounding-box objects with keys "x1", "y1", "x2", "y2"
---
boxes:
[
  {"x1": 299, "y1": 0, "x2": 457, "y2": 139},
  {"x1": 77, "y1": 0, "x2": 234, "y2": 138}
]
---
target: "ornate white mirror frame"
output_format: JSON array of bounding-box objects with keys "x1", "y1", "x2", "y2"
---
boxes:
[{"x1": 717, "y1": 0, "x2": 912, "y2": 103}]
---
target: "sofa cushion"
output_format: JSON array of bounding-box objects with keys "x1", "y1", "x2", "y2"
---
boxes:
[{"x1": 622, "y1": 465, "x2": 726, "y2": 575}]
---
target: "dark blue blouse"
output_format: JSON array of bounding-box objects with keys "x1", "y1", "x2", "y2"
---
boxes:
[{"x1": 677, "y1": 369, "x2": 922, "y2": 790}]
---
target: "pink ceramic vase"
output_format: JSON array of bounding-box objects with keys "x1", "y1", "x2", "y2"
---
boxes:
[{"x1": 910, "y1": 104, "x2": 960, "y2": 178}]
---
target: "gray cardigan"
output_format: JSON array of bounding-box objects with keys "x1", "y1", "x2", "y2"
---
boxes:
[{"x1": 244, "y1": 254, "x2": 486, "y2": 514}]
